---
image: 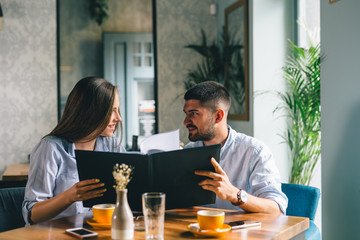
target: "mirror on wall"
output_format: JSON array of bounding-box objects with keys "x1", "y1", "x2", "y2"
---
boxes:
[
  {"x1": 156, "y1": 0, "x2": 250, "y2": 133},
  {"x1": 58, "y1": 0, "x2": 156, "y2": 149},
  {"x1": 225, "y1": 0, "x2": 249, "y2": 121},
  {"x1": 58, "y1": 0, "x2": 250, "y2": 148}
]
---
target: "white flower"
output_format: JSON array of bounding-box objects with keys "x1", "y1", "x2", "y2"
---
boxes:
[{"x1": 113, "y1": 163, "x2": 134, "y2": 190}]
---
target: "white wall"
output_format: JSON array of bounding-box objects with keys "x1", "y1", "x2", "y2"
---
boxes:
[
  {"x1": 250, "y1": 0, "x2": 321, "y2": 231},
  {"x1": 321, "y1": 1, "x2": 360, "y2": 239},
  {"x1": 223, "y1": 0, "x2": 296, "y2": 183},
  {"x1": 0, "y1": 0, "x2": 57, "y2": 177},
  {"x1": 252, "y1": 0, "x2": 295, "y2": 186}
]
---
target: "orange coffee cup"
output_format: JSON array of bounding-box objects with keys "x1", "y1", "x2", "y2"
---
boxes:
[
  {"x1": 197, "y1": 210, "x2": 225, "y2": 230},
  {"x1": 92, "y1": 204, "x2": 115, "y2": 224}
]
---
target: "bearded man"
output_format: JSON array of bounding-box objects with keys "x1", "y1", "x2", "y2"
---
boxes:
[{"x1": 183, "y1": 81, "x2": 287, "y2": 214}]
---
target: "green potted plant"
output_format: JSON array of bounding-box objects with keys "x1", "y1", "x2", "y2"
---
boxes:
[
  {"x1": 184, "y1": 29, "x2": 245, "y2": 113},
  {"x1": 274, "y1": 40, "x2": 321, "y2": 185}
]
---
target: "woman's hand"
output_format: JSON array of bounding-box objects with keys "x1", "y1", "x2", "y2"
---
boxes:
[
  {"x1": 64, "y1": 179, "x2": 106, "y2": 204},
  {"x1": 31, "y1": 179, "x2": 106, "y2": 224}
]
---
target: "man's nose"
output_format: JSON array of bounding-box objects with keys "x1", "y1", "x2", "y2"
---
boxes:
[{"x1": 183, "y1": 115, "x2": 190, "y2": 125}]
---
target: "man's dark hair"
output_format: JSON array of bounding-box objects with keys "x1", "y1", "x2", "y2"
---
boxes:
[{"x1": 184, "y1": 81, "x2": 231, "y2": 113}]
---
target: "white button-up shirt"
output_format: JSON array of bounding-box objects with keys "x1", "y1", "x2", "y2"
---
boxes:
[
  {"x1": 22, "y1": 135, "x2": 125, "y2": 225},
  {"x1": 185, "y1": 126, "x2": 288, "y2": 214}
]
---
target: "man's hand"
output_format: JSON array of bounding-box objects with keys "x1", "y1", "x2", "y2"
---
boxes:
[
  {"x1": 195, "y1": 157, "x2": 238, "y2": 203},
  {"x1": 195, "y1": 158, "x2": 283, "y2": 214}
]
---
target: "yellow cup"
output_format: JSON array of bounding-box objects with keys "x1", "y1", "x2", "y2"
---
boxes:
[
  {"x1": 92, "y1": 204, "x2": 115, "y2": 224},
  {"x1": 197, "y1": 210, "x2": 225, "y2": 230}
]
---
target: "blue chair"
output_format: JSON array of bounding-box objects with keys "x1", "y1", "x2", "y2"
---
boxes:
[
  {"x1": 0, "y1": 187, "x2": 25, "y2": 232},
  {"x1": 281, "y1": 183, "x2": 321, "y2": 240}
]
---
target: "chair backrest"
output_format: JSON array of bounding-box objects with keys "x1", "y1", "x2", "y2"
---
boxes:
[
  {"x1": 0, "y1": 187, "x2": 25, "y2": 232},
  {"x1": 0, "y1": 180, "x2": 27, "y2": 189},
  {"x1": 281, "y1": 183, "x2": 320, "y2": 220}
]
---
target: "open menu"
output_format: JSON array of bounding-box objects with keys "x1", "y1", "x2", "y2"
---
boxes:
[
  {"x1": 139, "y1": 129, "x2": 180, "y2": 154},
  {"x1": 76, "y1": 144, "x2": 221, "y2": 211}
]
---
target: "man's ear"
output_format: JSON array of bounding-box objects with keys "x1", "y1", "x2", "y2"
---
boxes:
[{"x1": 215, "y1": 109, "x2": 225, "y2": 123}]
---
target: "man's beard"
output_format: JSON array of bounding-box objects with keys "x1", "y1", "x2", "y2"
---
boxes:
[{"x1": 188, "y1": 119, "x2": 216, "y2": 142}]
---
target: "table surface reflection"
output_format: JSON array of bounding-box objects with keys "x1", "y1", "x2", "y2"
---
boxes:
[{"x1": 0, "y1": 207, "x2": 308, "y2": 239}]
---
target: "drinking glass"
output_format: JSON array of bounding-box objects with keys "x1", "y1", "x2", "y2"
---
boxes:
[{"x1": 142, "y1": 192, "x2": 166, "y2": 240}]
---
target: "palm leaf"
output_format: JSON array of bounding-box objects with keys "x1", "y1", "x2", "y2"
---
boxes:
[{"x1": 274, "y1": 39, "x2": 321, "y2": 185}]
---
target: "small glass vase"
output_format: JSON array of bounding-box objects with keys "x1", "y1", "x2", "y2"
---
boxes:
[{"x1": 111, "y1": 189, "x2": 134, "y2": 240}]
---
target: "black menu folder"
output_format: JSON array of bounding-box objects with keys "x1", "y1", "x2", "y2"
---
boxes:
[{"x1": 75, "y1": 144, "x2": 221, "y2": 211}]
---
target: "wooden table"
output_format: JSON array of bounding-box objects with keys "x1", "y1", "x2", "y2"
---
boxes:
[
  {"x1": 0, "y1": 207, "x2": 308, "y2": 239},
  {"x1": 2, "y1": 163, "x2": 30, "y2": 181}
]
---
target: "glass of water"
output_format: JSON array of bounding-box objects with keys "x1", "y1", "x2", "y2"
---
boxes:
[{"x1": 142, "y1": 192, "x2": 166, "y2": 240}]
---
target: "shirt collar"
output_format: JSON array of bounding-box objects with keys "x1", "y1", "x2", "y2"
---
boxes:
[
  {"x1": 94, "y1": 136, "x2": 109, "y2": 151},
  {"x1": 68, "y1": 140, "x2": 76, "y2": 158},
  {"x1": 219, "y1": 125, "x2": 234, "y2": 158},
  {"x1": 199, "y1": 125, "x2": 233, "y2": 158},
  {"x1": 69, "y1": 136, "x2": 107, "y2": 158},
  {"x1": 222, "y1": 125, "x2": 234, "y2": 149}
]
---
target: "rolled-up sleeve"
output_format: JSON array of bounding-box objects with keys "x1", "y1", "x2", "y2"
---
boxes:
[
  {"x1": 22, "y1": 136, "x2": 124, "y2": 225},
  {"x1": 185, "y1": 126, "x2": 288, "y2": 213},
  {"x1": 22, "y1": 139, "x2": 59, "y2": 225},
  {"x1": 249, "y1": 145, "x2": 288, "y2": 214}
]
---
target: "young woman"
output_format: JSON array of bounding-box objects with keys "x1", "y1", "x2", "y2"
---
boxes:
[{"x1": 22, "y1": 77, "x2": 126, "y2": 225}]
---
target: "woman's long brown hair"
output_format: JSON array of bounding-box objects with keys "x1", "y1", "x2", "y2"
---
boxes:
[{"x1": 46, "y1": 77, "x2": 122, "y2": 143}]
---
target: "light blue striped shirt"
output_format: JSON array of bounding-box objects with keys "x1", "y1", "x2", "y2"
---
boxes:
[
  {"x1": 22, "y1": 135, "x2": 125, "y2": 225},
  {"x1": 185, "y1": 126, "x2": 288, "y2": 214}
]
